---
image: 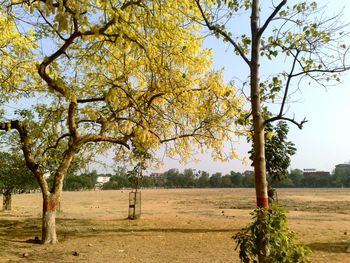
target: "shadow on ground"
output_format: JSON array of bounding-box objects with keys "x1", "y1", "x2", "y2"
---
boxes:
[
  {"x1": 308, "y1": 241, "x2": 350, "y2": 254},
  {"x1": 0, "y1": 217, "x2": 41, "y2": 240},
  {"x1": 1, "y1": 216, "x2": 238, "y2": 243}
]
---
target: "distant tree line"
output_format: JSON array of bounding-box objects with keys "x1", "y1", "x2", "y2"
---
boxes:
[
  {"x1": 97, "y1": 166, "x2": 350, "y2": 190},
  {"x1": 63, "y1": 171, "x2": 99, "y2": 191},
  {"x1": 2, "y1": 164, "x2": 350, "y2": 194},
  {"x1": 0, "y1": 152, "x2": 38, "y2": 210},
  {"x1": 272, "y1": 168, "x2": 350, "y2": 188}
]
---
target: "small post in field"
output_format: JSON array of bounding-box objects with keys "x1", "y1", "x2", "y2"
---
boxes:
[{"x1": 128, "y1": 190, "x2": 141, "y2": 219}]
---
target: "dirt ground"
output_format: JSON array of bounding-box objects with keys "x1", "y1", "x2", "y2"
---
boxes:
[{"x1": 0, "y1": 188, "x2": 349, "y2": 262}]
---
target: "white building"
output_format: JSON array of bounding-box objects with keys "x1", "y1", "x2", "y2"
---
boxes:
[{"x1": 96, "y1": 176, "x2": 110, "y2": 183}]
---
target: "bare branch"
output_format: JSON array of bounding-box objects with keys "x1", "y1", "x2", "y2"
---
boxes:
[
  {"x1": 263, "y1": 51, "x2": 307, "y2": 129},
  {"x1": 265, "y1": 116, "x2": 307, "y2": 129},
  {"x1": 38, "y1": 32, "x2": 80, "y2": 97},
  {"x1": 37, "y1": 9, "x2": 67, "y2": 41},
  {"x1": 77, "y1": 97, "x2": 105, "y2": 103},
  {"x1": 43, "y1": 133, "x2": 71, "y2": 155},
  {"x1": 146, "y1": 93, "x2": 165, "y2": 108},
  {"x1": 0, "y1": 120, "x2": 49, "y2": 194},
  {"x1": 160, "y1": 125, "x2": 204, "y2": 143},
  {"x1": 78, "y1": 134, "x2": 130, "y2": 149},
  {"x1": 291, "y1": 66, "x2": 350, "y2": 78},
  {"x1": 120, "y1": 0, "x2": 143, "y2": 10},
  {"x1": 279, "y1": 50, "x2": 300, "y2": 116},
  {"x1": 77, "y1": 119, "x2": 101, "y2": 125},
  {"x1": 258, "y1": 0, "x2": 287, "y2": 38},
  {"x1": 68, "y1": 101, "x2": 78, "y2": 140},
  {"x1": 194, "y1": 0, "x2": 251, "y2": 67},
  {"x1": 37, "y1": 5, "x2": 118, "y2": 98},
  {"x1": 160, "y1": 133, "x2": 202, "y2": 143}
]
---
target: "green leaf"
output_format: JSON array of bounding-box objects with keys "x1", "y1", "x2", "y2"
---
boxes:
[{"x1": 279, "y1": 10, "x2": 287, "y2": 17}]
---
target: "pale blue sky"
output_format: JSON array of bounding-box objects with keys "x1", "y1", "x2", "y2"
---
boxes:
[{"x1": 154, "y1": 0, "x2": 350, "y2": 175}]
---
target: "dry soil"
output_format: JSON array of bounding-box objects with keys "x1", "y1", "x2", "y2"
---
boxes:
[{"x1": 0, "y1": 188, "x2": 349, "y2": 262}]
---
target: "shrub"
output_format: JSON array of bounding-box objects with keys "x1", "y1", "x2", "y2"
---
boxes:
[{"x1": 233, "y1": 205, "x2": 311, "y2": 263}]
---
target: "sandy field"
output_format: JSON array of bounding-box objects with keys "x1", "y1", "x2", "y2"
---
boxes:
[{"x1": 0, "y1": 188, "x2": 349, "y2": 262}]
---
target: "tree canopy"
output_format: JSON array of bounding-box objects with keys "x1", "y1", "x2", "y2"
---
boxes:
[
  {"x1": 0, "y1": 151, "x2": 37, "y2": 210},
  {"x1": 0, "y1": 151, "x2": 37, "y2": 193},
  {"x1": 249, "y1": 121, "x2": 296, "y2": 182},
  {"x1": 1, "y1": 0, "x2": 243, "y2": 183}
]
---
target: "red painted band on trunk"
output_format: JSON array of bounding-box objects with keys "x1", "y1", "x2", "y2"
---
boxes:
[
  {"x1": 257, "y1": 197, "x2": 269, "y2": 208},
  {"x1": 43, "y1": 199, "x2": 57, "y2": 212}
]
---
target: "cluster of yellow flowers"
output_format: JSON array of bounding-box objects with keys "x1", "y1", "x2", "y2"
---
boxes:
[
  {"x1": 0, "y1": 14, "x2": 37, "y2": 101},
  {"x1": 2, "y1": 0, "x2": 245, "y2": 166}
]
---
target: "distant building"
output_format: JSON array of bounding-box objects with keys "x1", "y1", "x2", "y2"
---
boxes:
[
  {"x1": 303, "y1": 168, "x2": 316, "y2": 172},
  {"x1": 96, "y1": 176, "x2": 110, "y2": 183},
  {"x1": 94, "y1": 176, "x2": 111, "y2": 190},
  {"x1": 303, "y1": 169, "x2": 330, "y2": 177},
  {"x1": 150, "y1": 173, "x2": 161, "y2": 177}
]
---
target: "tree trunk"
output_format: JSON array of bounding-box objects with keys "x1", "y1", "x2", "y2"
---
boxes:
[
  {"x1": 251, "y1": 1, "x2": 269, "y2": 262},
  {"x1": 2, "y1": 190, "x2": 12, "y2": 211},
  {"x1": 41, "y1": 194, "x2": 59, "y2": 244},
  {"x1": 251, "y1": 0, "x2": 269, "y2": 209}
]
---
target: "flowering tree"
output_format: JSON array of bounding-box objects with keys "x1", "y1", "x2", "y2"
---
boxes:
[{"x1": 0, "y1": 0, "x2": 243, "y2": 244}]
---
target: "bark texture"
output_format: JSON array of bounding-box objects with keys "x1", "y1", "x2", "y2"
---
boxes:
[
  {"x1": 42, "y1": 195, "x2": 59, "y2": 244},
  {"x1": 251, "y1": 0, "x2": 269, "y2": 209},
  {"x1": 2, "y1": 190, "x2": 12, "y2": 211},
  {"x1": 251, "y1": 2, "x2": 269, "y2": 261}
]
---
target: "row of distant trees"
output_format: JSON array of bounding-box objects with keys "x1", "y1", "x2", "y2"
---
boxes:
[
  {"x1": 99, "y1": 166, "x2": 350, "y2": 190},
  {"x1": 1, "y1": 156, "x2": 350, "y2": 211},
  {"x1": 1, "y1": 151, "x2": 350, "y2": 205},
  {"x1": 2, "y1": 157, "x2": 350, "y2": 202},
  {"x1": 0, "y1": 152, "x2": 38, "y2": 210}
]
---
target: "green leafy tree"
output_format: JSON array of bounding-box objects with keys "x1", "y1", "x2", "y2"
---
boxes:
[
  {"x1": 140, "y1": 175, "x2": 156, "y2": 188},
  {"x1": 0, "y1": 152, "x2": 37, "y2": 210},
  {"x1": 127, "y1": 162, "x2": 144, "y2": 192},
  {"x1": 183, "y1": 169, "x2": 196, "y2": 188},
  {"x1": 221, "y1": 174, "x2": 233, "y2": 187},
  {"x1": 241, "y1": 171, "x2": 255, "y2": 188},
  {"x1": 300, "y1": 175, "x2": 332, "y2": 188},
  {"x1": 194, "y1": 0, "x2": 349, "y2": 207},
  {"x1": 264, "y1": 122, "x2": 296, "y2": 182},
  {"x1": 209, "y1": 172, "x2": 223, "y2": 187},
  {"x1": 249, "y1": 121, "x2": 296, "y2": 187},
  {"x1": 289, "y1": 169, "x2": 304, "y2": 187},
  {"x1": 114, "y1": 166, "x2": 128, "y2": 178},
  {"x1": 82, "y1": 170, "x2": 99, "y2": 189},
  {"x1": 197, "y1": 171, "x2": 210, "y2": 188},
  {"x1": 102, "y1": 180, "x2": 120, "y2": 190},
  {"x1": 230, "y1": 171, "x2": 243, "y2": 187},
  {"x1": 234, "y1": 205, "x2": 311, "y2": 263},
  {"x1": 63, "y1": 165, "x2": 97, "y2": 191},
  {"x1": 272, "y1": 178, "x2": 294, "y2": 188},
  {"x1": 101, "y1": 166, "x2": 129, "y2": 189},
  {"x1": 334, "y1": 164, "x2": 350, "y2": 187},
  {"x1": 63, "y1": 171, "x2": 98, "y2": 191},
  {"x1": 103, "y1": 168, "x2": 130, "y2": 190},
  {"x1": 195, "y1": 1, "x2": 349, "y2": 261},
  {"x1": 164, "y1": 169, "x2": 181, "y2": 188}
]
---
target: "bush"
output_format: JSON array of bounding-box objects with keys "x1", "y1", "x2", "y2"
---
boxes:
[
  {"x1": 102, "y1": 181, "x2": 119, "y2": 190},
  {"x1": 233, "y1": 205, "x2": 311, "y2": 263}
]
